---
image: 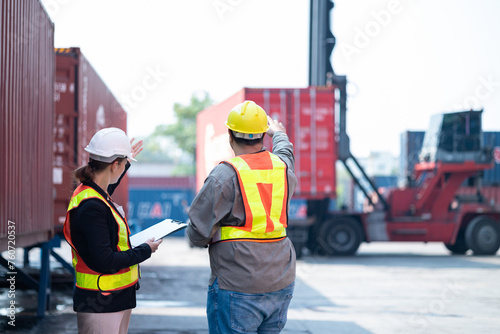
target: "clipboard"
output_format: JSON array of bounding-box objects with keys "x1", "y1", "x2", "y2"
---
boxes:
[{"x1": 130, "y1": 219, "x2": 187, "y2": 247}]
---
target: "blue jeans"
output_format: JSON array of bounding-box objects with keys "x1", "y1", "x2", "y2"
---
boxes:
[{"x1": 207, "y1": 278, "x2": 294, "y2": 334}]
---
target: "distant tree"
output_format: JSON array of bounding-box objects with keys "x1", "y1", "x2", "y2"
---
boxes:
[
  {"x1": 151, "y1": 91, "x2": 213, "y2": 175},
  {"x1": 136, "y1": 135, "x2": 176, "y2": 163}
]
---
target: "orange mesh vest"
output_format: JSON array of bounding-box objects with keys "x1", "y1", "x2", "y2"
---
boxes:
[
  {"x1": 63, "y1": 184, "x2": 139, "y2": 292},
  {"x1": 212, "y1": 151, "x2": 289, "y2": 243}
]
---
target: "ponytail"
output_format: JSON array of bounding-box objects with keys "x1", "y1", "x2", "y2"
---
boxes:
[
  {"x1": 73, "y1": 164, "x2": 93, "y2": 183},
  {"x1": 73, "y1": 159, "x2": 116, "y2": 183}
]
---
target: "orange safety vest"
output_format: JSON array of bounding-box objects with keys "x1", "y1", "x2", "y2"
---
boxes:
[
  {"x1": 63, "y1": 184, "x2": 139, "y2": 292},
  {"x1": 212, "y1": 151, "x2": 289, "y2": 243}
]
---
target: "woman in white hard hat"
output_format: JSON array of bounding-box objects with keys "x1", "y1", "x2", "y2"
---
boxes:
[{"x1": 63, "y1": 127, "x2": 162, "y2": 334}]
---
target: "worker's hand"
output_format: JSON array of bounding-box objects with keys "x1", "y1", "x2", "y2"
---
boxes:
[
  {"x1": 145, "y1": 237, "x2": 162, "y2": 253},
  {"x1": 129, "y1": 138, "x2": 144, "y2": 162},
  {"x1": 267, "y1": 116, "x2": 286, "y2": 137}
]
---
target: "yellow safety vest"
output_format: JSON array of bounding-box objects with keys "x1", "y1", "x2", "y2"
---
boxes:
[
  {"x1": 63, "y1": 184, "x2": 139, "y2": 292},
  {"x1": 212, "y1": 151, "x2": 289, "y2": 243}
]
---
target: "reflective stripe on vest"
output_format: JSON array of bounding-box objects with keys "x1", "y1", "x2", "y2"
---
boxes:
[
  {"x1": 63, "y1": 184, "x2": 139, "y2": 291},
  {"x1": 212, "y1": 151, "x2": 288, "y2": 243}
]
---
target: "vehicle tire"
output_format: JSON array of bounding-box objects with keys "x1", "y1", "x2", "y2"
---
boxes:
[
  {"x1": 444, "y1": 231, "x2": 469, "y2": 255},
  {"x1": 317, "y1": 217, "x2": 363, "y2": 256},
  {"x1": 465, "y1": 216, "x2": 500, "y2": 255},
  {"x1": 306, "y1": 224, "x2": 320, "y2": 252}
]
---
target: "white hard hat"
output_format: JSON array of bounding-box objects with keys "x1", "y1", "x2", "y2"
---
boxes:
[{"x1": 84, "y1": 127, "x2": 136, "y2": 163}]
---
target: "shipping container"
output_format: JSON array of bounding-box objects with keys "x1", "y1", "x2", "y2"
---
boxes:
[
  {"x1": 128, "y1": 188, "x2": 195, "y2": 236},
  {"x1": 373, "y1": 175, "x2": 398, "y2": 188},
  {"x1": 399, "y1": 131, "x2": 500, "y2": 187},
  {"x1": 483, "y1": 132, "x2": 500, "y2": 185},
  {"x1": 53, "y1": 48, "x2": 128, "y2": 231},
  {"x1": 0, "y1": 0, "x2": 55, "y2": 250},
  {"x1": 196, "y1": 87, "x2": 337, "y2": 198},
  {"x1": 456, "y1": 186, "x2": 500, "y2": 206},
  {"x1": 399, "y1": 131, "x2": 425, "y2": 187}
]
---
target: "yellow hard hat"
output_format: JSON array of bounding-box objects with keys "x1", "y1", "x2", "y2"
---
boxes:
[{"x1": 225, "y1": 100, "x2": 269, "y2": 138}]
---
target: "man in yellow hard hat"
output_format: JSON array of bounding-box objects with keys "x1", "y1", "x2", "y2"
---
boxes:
[{"x1": 187, "y1": 100, "x2": 298, "y2": 333}]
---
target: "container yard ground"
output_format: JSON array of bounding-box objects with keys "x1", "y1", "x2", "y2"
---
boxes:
[{"x1": 2, "y1": 238, "x2": 500, "y2": 334}]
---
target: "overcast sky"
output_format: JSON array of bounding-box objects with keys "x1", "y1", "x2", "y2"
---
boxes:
[{"x1": 41, "y1": 0, "x2": 500, "y2": 157}]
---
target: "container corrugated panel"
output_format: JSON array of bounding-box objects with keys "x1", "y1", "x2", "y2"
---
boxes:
[
  {"x1": 196, "y1": 87, "x2": 337, "y2": 199},
  {"x1": 128, "y1": 188, "x2": 195, "y2": 236},
  {"x1": 456, "y1": 186, "x2": 500, "y2": 206},
  {"x1": 129, "y1": 176, "x2": 196, "y2": 189},
  {"x1": 53, "y1": 48, "x2": 128, "y2": 229},
  {"x1": 0, "y1": 0, "x2": 55, "y2": 250}
]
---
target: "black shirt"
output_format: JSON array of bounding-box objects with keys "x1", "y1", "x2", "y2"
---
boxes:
[{"x1": 69, "y1": 163, "x2": 151, "y2": 313}]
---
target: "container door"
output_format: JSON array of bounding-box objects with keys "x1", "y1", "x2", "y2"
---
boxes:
[
  {"x1": 54, "y1": 53, "x2": 79, "y2": 228},
  {"x1": 246, "y1": 88, "x2": 337, "y2": 199},
  {"x1": 292, "y1": 88, "x2": 336, "y2": 197}
]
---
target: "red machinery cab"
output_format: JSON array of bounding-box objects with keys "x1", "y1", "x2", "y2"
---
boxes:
[
  {"x1": 377, "y1": 111, "x2": 500, "y2": 255},
  {"x1": 306, "y1": 110, "x2": 500, "y2": 257}
]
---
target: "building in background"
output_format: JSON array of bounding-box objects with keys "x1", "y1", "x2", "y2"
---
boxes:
[{"x1": 361, "y1": 152, "x2": 400, "y2": 176}]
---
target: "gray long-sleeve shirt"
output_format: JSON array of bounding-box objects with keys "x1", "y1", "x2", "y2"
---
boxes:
[{"x1": 187, "y1": 131, "x2": 298, "y2": 293}]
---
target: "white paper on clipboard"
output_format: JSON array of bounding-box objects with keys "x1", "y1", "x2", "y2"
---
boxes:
[{"x1": 130, "y1": 219, "x2": 187, "y2": 247}]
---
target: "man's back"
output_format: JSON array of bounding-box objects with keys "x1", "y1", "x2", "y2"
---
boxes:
[
  {"x1": 188, "y1": 131, "x2": 297, "y2": 293},
  {"x1": 187, "y1": 101, "x2": 297, "y2": 333}
]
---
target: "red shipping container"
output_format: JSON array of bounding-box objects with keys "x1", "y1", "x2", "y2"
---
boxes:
[
  {"x1": 0, "y1": 0, "x2": 55, "y2": 250},
  {"x1": 456, "y1": 186, "x2": 500, "y2": 206},
  {"x1": 53, "y1": 48, "x2": 128, "y2": 230},
  {"x1": 196, "y1": 87, "x2": 337, "y2": 199}
]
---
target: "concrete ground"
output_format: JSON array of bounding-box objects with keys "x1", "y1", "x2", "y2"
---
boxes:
[{"x1": 2, "y1": 237, "x2": 500, "y2": 333}]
